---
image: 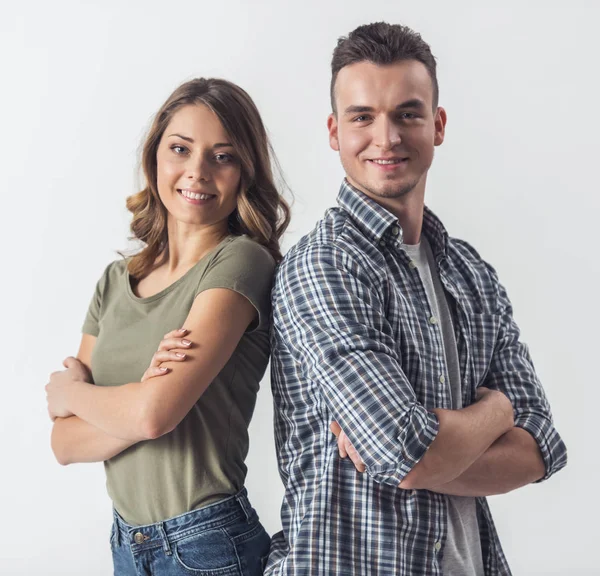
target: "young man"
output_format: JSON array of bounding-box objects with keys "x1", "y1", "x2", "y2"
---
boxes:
[{"x1": 265, "y1": 22, "x2": 567, "y2": 576}]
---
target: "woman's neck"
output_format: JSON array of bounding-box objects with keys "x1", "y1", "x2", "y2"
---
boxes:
[{"x1": 163, "y1": 219, "x2": 229, "y2": 274}]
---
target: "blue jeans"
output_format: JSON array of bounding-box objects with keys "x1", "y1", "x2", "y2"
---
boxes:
[{"x1": 110, "y1": 488, "x2": 270, "y2": 576}]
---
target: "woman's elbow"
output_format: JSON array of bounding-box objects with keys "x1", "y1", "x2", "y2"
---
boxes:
[
  {"x1": 137, "y1": 398, "x2": 178, "y2": 440},
  {"x1": 50, "y1": 430, "x2": 72, "y2": 466},
  {"x1": 139, "y1": 418, "x2": 172, "y2": 440}
]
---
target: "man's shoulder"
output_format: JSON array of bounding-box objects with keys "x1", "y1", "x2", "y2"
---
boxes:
[
  {"x1": 278, "y1": 207, "x2": 381, "y2": 277},
  {"x1": 446, "y1": 236, "x2": 502, "y2": 311},
  {"x1": 448, "y1": 236, "x2": 497, "y2": 278}
]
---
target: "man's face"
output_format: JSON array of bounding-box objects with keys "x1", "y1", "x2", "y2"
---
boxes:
[{"x1": 328, "y1": 60, "x2": 446, "y2": 203}]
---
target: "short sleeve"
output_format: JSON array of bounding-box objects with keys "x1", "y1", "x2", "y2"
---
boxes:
[
  {"x1": 196, "y1": 236, "x2": 276, "y2": 332},
  {"x1": 81, "y1": 262, "x2": 114, "y2": 336}
]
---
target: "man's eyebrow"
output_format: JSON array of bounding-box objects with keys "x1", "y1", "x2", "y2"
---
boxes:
[
  {"x1": 343, "y1": 99, "x2": 426, "y2": 116},
  {"x1": 395, "y1": 99, "x2": 426, "y2": 110},
  {"x1": 167, "y1": 134, "x2": 233, "y2": 148},
  {"x1": 343, "y1": 105, "x2": 374, "y2": 115}
]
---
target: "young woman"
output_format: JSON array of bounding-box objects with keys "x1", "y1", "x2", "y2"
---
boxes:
[{"x1": 47, "y1": 77, "x2": 290, "y2": 575}]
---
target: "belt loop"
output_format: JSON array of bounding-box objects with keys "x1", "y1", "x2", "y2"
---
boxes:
[
  {"x1": 235, "y1": 492, "x2": 252, "y2": 522},
  {"x1": 158, "y1": 522, "x2": 172, "y2": 556},
  {"x1": 113, "y1": 510, "x2": 121, "y2": 547}
]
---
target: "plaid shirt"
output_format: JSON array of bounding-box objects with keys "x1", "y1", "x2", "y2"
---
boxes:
[{"x1": 265, "y1": 180, "x2": 567, "y2": 576}]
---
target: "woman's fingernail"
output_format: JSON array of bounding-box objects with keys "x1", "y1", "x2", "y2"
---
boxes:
[
  {"x1": 159, "y1": 367, "x2": 168, "y2": 372},
  {"x1": 182, "y1": 340, "x2": 191, "y2": 346},
  {"x1": 176, "y1": 353, "x2": 186, "y2": 358},
  {"x1": 178, "y1": 328, "x2": 187, "y2": 333}
]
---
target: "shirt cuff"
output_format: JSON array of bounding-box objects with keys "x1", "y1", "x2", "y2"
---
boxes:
[
  {"x1": 514, "y1": 410, "x2": 568, "y2": 482},
  {"x1": 368, "y1": 406, "x2": 440, "y2": 487}
]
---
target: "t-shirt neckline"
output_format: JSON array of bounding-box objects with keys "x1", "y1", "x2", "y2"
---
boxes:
[{"x1": 125, "y1": 235, "x2": 235, "y2": 304}]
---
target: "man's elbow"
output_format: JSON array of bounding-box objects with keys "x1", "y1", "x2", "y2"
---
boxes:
[
  {"x1": 398, "y1": 466, "x2": 429, "y2": 490},
  {"x1": 398, "y1": 457, "x2": 453, "y2": 491}
]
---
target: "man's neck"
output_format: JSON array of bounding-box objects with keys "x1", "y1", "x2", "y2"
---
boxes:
[
  {"x1": 346, "y1": 177, "x2": 426, "y2": 245},
  {"x1": 385, "y1": 193, "x2": 424, "y2": 245}
]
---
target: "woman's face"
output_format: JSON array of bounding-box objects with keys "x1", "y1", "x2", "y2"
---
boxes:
[{"x1": 156, "y1": 104, "x2": 241, "y2": 231}]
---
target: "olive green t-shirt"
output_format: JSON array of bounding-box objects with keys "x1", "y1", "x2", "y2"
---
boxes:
[{"x1": 82, "y1": 235, "x2": 275, "y2": 526}]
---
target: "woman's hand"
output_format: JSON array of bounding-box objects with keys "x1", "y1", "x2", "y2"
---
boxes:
[
  {"x1": 141, "y1": 328, "x2": 192, "y2": 382},
  {"x1": 46, "y1": 357, "x2": 88, "y2": 420}
]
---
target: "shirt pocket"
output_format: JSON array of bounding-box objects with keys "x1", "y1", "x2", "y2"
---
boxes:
[{"x1": 465, "y1": 312, "x2": 501, "y2": 390}]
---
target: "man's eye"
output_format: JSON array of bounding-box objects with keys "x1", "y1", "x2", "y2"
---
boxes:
[{"x1": 354, "y1": 115, "x2": 369, "y2": 122}]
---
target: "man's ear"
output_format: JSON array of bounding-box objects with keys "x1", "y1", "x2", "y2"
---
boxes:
[
  {"x1": 434, "y1": 106, "x2": 447, "y2": 147},
  {"x1": 327, "y1": 113, "x2": 340, "y2": 151}
]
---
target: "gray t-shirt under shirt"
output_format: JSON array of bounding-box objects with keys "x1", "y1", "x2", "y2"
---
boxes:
[{"x1": 403, "y1": 237, "x2": 484, "y2": 576}]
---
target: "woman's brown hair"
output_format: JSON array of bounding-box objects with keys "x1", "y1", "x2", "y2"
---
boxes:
[{"x1": 126, "y1": 78, "x2": 290, "y2": 279}]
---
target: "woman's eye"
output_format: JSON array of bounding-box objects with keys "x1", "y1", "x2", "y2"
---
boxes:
[
  {"x1": 171, "y1": 145, "x2": 188, "y2": 155},
  {"x1": 215, "y1": 153, "x2": 234, "y2": 163}
]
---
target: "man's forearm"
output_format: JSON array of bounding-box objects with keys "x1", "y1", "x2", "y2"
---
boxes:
[
  {"x1": 51, "y1": 416, "x2": 138, "y2": 465},
  {"x1": 427, "y1": 427, "x2": 545, "y2": 496},
  {"x1": 400, "y1": 390, "x2": 514, "y2": 490}
]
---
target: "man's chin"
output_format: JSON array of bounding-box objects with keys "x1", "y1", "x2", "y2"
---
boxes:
[
  {"x1": 367, "y1": 180, "x2": 416, "y2": 199},
  {"x1": 345, "y1": 173, "x2": 419, "y2": 200}
]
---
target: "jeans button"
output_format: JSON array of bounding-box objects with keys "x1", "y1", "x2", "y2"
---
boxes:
[{"x1": 134, "y1": 532, "x2": 145, "y2": 544}]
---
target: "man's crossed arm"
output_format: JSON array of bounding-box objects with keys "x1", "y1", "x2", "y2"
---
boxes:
[{"x1": 331, "y1": 386, "x2": 545, "y2": 497}]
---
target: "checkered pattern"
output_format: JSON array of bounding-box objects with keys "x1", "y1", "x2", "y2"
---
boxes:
[{"x1": 265, "y1": 180, "x2": 567, "y2": 576}]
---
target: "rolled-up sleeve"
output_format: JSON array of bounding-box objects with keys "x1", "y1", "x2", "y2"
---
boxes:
[
  {"x1": 484, "y1": 269, "x2": 568, "y2": 481},
  {"x1": 272, "y1": 242, "x2": 439, "y2": 487}
]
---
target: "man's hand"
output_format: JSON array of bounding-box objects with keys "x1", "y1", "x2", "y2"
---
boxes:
[{"x1": 330, "y1": 422, "x2": 366, "y2": 473}]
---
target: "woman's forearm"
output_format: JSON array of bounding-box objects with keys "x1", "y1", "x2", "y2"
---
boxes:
[
  {"x1": 65, "y1": 380, "x2": 152, "y2": 441},
  {"x1": 51, "y1": 416, "x2": 138, "y2": 465}
]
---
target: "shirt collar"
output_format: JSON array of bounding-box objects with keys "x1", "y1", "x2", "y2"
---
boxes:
[
  {"x1": 337, "y1": 179, "x2": 449, "y2": 257},
  {"x1": 337, "y1": 179, "x2": 399, "y2": 242},
  {"x1": 422, "y1": 205, "x2": 449, "y2": 258}
]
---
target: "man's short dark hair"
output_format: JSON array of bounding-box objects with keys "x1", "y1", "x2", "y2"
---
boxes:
[{"x1": 330, "y1": 22, "x2": 439, "y2": 114}]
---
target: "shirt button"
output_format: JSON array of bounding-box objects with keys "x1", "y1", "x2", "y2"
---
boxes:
[
  {"x1": 439, "y1": 375, "x2": 446, "y2": 384},
  {"x1": 411, "y1": 489, "x2": 417, "y2": 496},
  {"x1": 134, "y1": 532, "x2": 145, "y2": 544},
  {"x1": 429, "y1": 316, "x2": 438, "y2": 325},
  {"x1": 391, "y1": 226, "x2": 400, "y2": 236},
  {"x1": 434, "y1": 541, "x2": 442, "y2": 552},
  {"x1": 408, "y1": 260, "x2": 417, "y2": 269},
  {"x1": 379, "y1": 239, "x2": 386, "y2": 247}
]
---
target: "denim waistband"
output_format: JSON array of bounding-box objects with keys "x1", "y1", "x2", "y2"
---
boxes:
[{"x1": 112, "y1": 488, "x2": 255, "y2": 555}]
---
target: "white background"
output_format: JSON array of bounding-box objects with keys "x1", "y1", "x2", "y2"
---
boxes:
[{"x1": 1, "y1": 1, "x2": 598, "y2": 574}]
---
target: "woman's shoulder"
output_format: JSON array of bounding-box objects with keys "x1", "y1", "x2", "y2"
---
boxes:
[
  {"x1": 196, "y1": 235, "x2": 276, "y2": 300},
  {"x1": 90, "y1": 257, "x2": 130, "y2": 296},
  {"x1": 209, "y1": 235, "x2": 276, "y2": 272},
  {"x1": 101, "y1": 257, "x2": 130, "y2": 281}
]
